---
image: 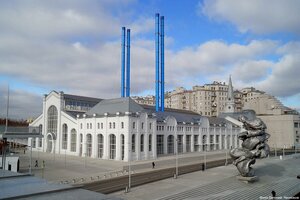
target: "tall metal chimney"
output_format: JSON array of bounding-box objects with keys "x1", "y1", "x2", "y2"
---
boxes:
[
  {"x1": 121, "y1": 27, "x2": 126, "y2": 97},
  {"x1": 126, "y1": 29, "x2": 131, "y2": 97},
  {"x1": 160, "y1": 16, "x2": 165, "y2": 112},
  {"x1": 155, "y1": 13, "x2": 160, "y2": 112}
]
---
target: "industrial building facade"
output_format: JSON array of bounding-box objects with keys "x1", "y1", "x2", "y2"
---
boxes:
[{"x1": 29, "y1": 91, "x2": 241, "y2": 162}]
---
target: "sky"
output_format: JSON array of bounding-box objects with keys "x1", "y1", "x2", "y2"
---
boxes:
[{"x1": 0, "y1": 0, "x2": 300, "y2": 119}]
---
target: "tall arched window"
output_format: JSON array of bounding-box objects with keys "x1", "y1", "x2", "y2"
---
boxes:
[
  {"x1": 203, "y1": 135, "x2": 207, "y2": 151},
  {"x1": 140, "y1": 134, "x2": 144, "y2": 152},
  {"x1": 80, "y1": 134, "x2": 83, "y2": 156},
  {"x1": 38, "y1": 124, "x2": 43, "y2": 147},
  {"x1": 62, "y1": 124, "x2": 68, "y2": 149},
  {"x1": 167, "y1": 135, "x2": 174, "y2": 154},
  {"x1": 121, "y1": 134, "x2": 125, "y2": 160},
  {"x1": 86, "y1": 134, "x2": 92, "y2": 157},
  {"x1": 71, "y1": 129, "x2": 77, "y2": 152},
  {"x1": 109, "y1": 134, "x2": 116, "y2": 159},
  {"x1": 47, "y1": 106, "x2": 58, "y2": 134},
  {"x1": 132, "y1": 134, "x2": 136, "y2": 152},
  {"x1": 97, "y1": 134, "x2": 103, "y2": 158},
  {"x1": 149, "y1": 134, "x2": 152, "y2": 151}
]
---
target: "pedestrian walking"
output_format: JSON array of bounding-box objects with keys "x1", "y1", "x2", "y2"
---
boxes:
[{"x1": 152, "y1": 162, "x2": 155, "y2": 169}]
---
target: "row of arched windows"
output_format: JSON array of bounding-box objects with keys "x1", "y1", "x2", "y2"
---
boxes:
[{"x1": 131, "y1": 134, "x2": 153, "y2": 153}]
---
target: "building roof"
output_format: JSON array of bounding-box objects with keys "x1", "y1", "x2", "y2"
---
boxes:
[
  {"x1": 64, "y1": 93, "x2": 102, "y2": 103},
  {"x1": 85, "y1": 97, "x2": 144, "y2": 116},
  {"x1": 84, "y1": 97, "x2": 203, "y2": 123},
  {"x1": 142, "y1": 105, "x2": 202, "y2": 123}
]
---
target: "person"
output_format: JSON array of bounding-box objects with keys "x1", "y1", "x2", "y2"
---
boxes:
[
  {"x1": 271, "y1": 190, "x2": 276, "y2": 198},
  {"x1": 35, "y1": 160, "x2": 38, "y2": 167},
  {"x1": 152, "y1": 162, "x2": 155, "y2": 169}
]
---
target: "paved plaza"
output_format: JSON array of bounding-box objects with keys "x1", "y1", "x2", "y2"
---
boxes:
[
  {"x1": 110, "y1": 155, "x2": 300, "y2": 200},
  {"x1": 11, "y1": 149, "x2": 300, "y2": 199},
  {"x1": 17, "y1": 149, "x2": 230, "y2": 183}
]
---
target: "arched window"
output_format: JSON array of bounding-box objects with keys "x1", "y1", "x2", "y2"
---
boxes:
[
  {"x1": 121, "y1": 134, "x2": 125, "y2": 160},
  {"x1": 79, "y1": 134, "x2": 83, "y2": 156},
  {"x1": 167, "y1": 135, "x2": 174, "y2": 154},
  {"x1": 47, "y1": 106, "x2": 58, "y2": 134},
  {"x1": 32, "y1": 138, "x2": 36, "y2": 148},
  {"x1": 86, "y1": 134, "x2": 92, "y2": 157},
  {"x1": 38, "y1": 124, "x2": 43, "y2": 147},
  {"x1": 71, "y1": 129, "x2": 77, "y2": 152},
  {"x1": 132, "y1": 134, "x2": 135, "y2": 152},
  {"x1": 203, "y1": 135, "x2": 207, "y2": 151},
  {"x1": 140, "y1": 134, "x2": 144, "y2": 152},
  {"x1": 178, "y1": 135, "x2": 183, "y2": 153},
  {"x1": 62, "y1": 124, "x2": 68, "y2": 149},
  {"x1": 109, "y1": 134, "x2": 116, "y2": 159},
  {"x1": 149, "y1": 134, "x2": 152, "y2": 151},
  {"x1": 97, "y1": 134, "x2": 103, "y2": 158}
]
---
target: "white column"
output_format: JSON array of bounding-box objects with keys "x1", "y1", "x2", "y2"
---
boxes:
[
  {"x1": 191, "y1": 132, "x2": 195, "y2": 152},
  {"x1": 183, "y1": 126, "x2": 187, "y2": 153},
  {"x1": 116, "y1": 133, "x2": 121, "y2": 160},
  {"x1": 103, "y1": 116, "x2": 109, "y2": 159},
  {"x1": 136, "y1": 120, "x2": 141, "y2": 160},
  {"x1": 164, "y1": 134, "x2": 168, "y2": 154},
  {"x1": 153, "y1": 121, "x2": 157, "y2": 159}
]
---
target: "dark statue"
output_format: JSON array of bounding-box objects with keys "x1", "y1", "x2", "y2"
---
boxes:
[{"x1": 229, "y1": 115, "x2": 270, "y2": 177}]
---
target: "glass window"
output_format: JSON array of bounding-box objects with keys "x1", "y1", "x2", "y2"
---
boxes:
[
  {"x1": 121, "y1": 122, "x2": 124, "y2": 129},
  {"x1": 157, "y1": 135, "x2": 164, "y2": 155},
  {"x1": 121, "y1": 134, "x2": 125, "y2": 160},
  {"x1": 101, "y1": 123, "x2": 103, "y2": 129},
  {"x1": 113, "y1": 122, "x2": 115, "y2": 129},
  {"x1": 150, "y1": 123, "x2": 152, "y2": 130},
  {"x1": 97, "y1": 123, "x2": 100, "y2": 129},
  {"x1": 132, "y1": 134, "x2": 135, "y2": 152},
  {"x1": 109, "y1": 122, "x2": 112, "y2": 129},
  {"x1": 141, "y1": 123, "x2": 144, "y2": 129},
  {"x1": 98, "y1": 134, "x2": 103, "y2": 158},
  {"x1": 62, "y1": 124, "x2": 68, "y2": 150},
  {"x1": 140, "y1": 134, "x2": 144, "y2": 152},
  {"x1": 47, "y1": 106, "x2": 58, "y2": 134},
  {"x1": 149, "y1": 134, "x2": 152, "y2": 151},
  {"x1": 133, "y1": 122, "x2": 136, "y2": 129},
  {"x1": 86, "y1": 134, "x2": 92, "y2": 157},
  {"x1": 109, "y1": 134, "x2": 116, "y2": 159},
  {"x1": 71, "y1": 129, "x2": 77, "y2": 152},
  {"x1": 167, "y1": 135, "x2": 174, "y2": 154}
]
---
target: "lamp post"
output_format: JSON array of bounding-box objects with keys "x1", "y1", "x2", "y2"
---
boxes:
[{"x1": 204, "y1": 144, "x2": 207, "y2": 171}]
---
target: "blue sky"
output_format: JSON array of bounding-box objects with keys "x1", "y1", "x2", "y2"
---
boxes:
[{"x1": 0, "y1": 0, "x2": 300, "y2": 119}]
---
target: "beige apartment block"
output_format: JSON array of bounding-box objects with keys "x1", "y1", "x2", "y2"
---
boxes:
[
  {"x1": 163, "y1": 81, "x2": 231, "y2": 117},
  {"x1": 259, "y1": 114, "x2": 300, "y2": 149}
]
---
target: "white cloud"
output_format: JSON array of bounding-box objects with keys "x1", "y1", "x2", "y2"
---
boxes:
[
  {"x1": 0, "y1": 85, "x2": 42, "y2": 119},
  {"x1": 201, "y1": 0, "x2": 300, "y2": 34}
]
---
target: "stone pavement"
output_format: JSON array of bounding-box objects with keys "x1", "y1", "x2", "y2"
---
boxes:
[
  {"x1": 110, "y1": 155, "x2": 300, "y2": 200},
  {"x1": 17, "y1": 149, "x2": 230, "y2": 183}
]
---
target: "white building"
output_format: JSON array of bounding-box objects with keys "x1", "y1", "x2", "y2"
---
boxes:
[{"x1": 29, "y1": 91, "x2": 241, "y2": 162}]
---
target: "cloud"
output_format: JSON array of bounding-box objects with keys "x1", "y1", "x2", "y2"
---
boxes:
[
  {"x1": 0, "y1": 85, "x2": 42, "y2": 119},
  {"x1": 257, "y1": 54, "x2": 300, "y2": 97},
  {"x1": 200, "y1": 0, "x2": 300, "y2": 35},
  {"x1": 231, "y1": 60, "x2": 273, "y2": 83}
]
